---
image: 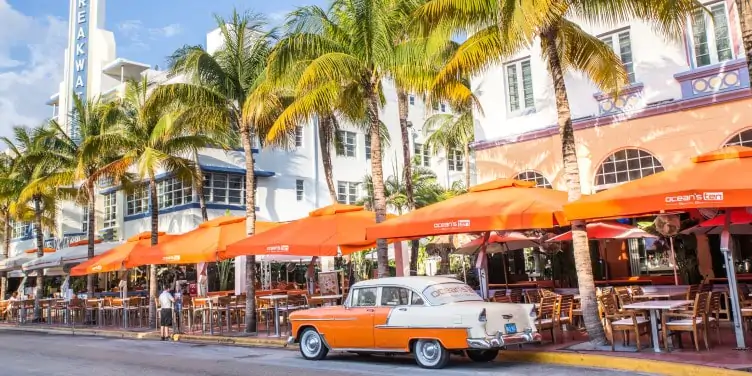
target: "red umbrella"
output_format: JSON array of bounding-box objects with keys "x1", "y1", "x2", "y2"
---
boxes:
[
  {"x1": 455, "y1": 232, "x2": 540, "y2": 255},
  {"x1": 547, "y1": 222, "x2": 657, "y2": 242},
  {"x1": 682, "y1": 209, "x2": 752, "y2": 235}
]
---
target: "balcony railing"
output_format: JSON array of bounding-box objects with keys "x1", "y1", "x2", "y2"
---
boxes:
[
  {"x1": 593, "y1": 83, "x2": 645, "y2": 116},
  {"x1": 674, "y1": 58, "x2": 750, "y2": 99}
]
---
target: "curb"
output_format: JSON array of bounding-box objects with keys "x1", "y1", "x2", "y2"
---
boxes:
[
  {"x1": 501, "y1": 351, "x2": 751, "y2": 376},
  {"x1": 0, "y1": 326, "x2": 159, "y2": 340},
  {"x1": 172, "y1": 333, "x2": 288, "y2": 348}
]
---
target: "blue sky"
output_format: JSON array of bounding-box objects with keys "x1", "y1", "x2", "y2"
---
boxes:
[{"x1": 0, "y1": 0, "x2": 325, "y2": 138}]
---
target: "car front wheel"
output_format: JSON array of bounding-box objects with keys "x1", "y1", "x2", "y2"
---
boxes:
[
  {"x1": 466, "y1": 349, "x2": 499, "y2": 362},
  {"x1": 413, "y1": 339, "x2": 450, "y2": 369},
  {"x1": 299, "y1": 328, "x2": 329, "y2": 360}
]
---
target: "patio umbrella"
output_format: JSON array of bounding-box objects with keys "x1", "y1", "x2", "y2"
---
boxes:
[
  {"x1": 22, "y1": 241, "x2": 122, "y2": 271},
  {"x1": 547, "y1": 222, "x2": 657, "y2": 242},
  {"x1": 221, "y1": 204, "x2": 396, "y2": 258},
  {"x1": 124, "y1": 216, "x2": 281, "y2": 267},
  {"x1": 455, "y1": 231, "x2": 541, "y2": 286},
  {"x1": 682, "y1": 209, "x2": 752, "y2": 235},
  {"x1": 70, "y1": 232, "x2": 175, "y2": 276},
  {"x1": 563, "y1": 145, "x2": 752, "y2": 348}
]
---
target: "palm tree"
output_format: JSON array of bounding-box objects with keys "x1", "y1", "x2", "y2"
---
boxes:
[
  {"x1": 268, "y1": 0, "x2": 410, "y2": 278},
  {"x1": 737, "y1": 0, "x2": 752, "y2": 84},
  {"x1": 157, "y1": 10, "x2": 282, "y2": 333},
  {"x1": 358, "y1": 159, "x2": 446, "y2": 213},
  {"x1": 0, "y1": 153, "x2": 16, "y2": 300},
  {"x1": 415, "y1": 0, "x2": 703, "y2": 345},
  {"x1": 109, "y1": 77, "x2": 214, "y2": 327}
]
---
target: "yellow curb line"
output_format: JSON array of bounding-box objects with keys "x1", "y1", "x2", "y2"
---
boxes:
[
  {"x1": 501, "y1": 351, "x2": 750, "y2": 376},
  {"x1": 172, "y1": 334, "x2": 288, "y2": 348}
]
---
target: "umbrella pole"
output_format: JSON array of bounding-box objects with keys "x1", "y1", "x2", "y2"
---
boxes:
[
  {"x1": 461, "y1": 256, "x2": 467, "y2": 283},
  {"x1": 721, "y1": 210, "x2": 746, "y2": 349},
  {"x1": 502, "y1": 244, "x2": 509, "y2": 288},
  {"x1": 669, "y1": 237, "x2": 679, "y2": 286},
  {"x1": 476, "y1": 232, "x2": 491, "y2": 300}
]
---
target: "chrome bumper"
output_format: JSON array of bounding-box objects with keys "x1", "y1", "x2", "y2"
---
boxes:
[
  {"x1": 467, "y1": 330, "x2": 542, "y2": 349},
  {"x1": 286, "y1": 336, "x2": 296, "y2": 345}
]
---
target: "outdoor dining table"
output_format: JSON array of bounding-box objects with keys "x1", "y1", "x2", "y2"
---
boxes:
[
  {"x1": 622, "y1": 300, "x2": 692, "y2": 352},
  {"x1": 309, "y1": 294, "x2": 343, "y2": 307},
  {"x1": 258, "y1": 294, "x2": 288, "y2": 337}
]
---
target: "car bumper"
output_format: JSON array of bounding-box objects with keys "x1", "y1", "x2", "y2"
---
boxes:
[
  {"x1": 467, "y1": 331, "x2": 542, "y2": 349},
  {"x1": 286, "y1": 336, "x2": 296, "y2": 345}
]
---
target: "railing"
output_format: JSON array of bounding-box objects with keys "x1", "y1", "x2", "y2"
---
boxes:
[{"x1": 674, "y1": 58, "x2": 751, "y2": 100}]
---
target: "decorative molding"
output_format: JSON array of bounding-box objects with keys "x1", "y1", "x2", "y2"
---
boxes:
[
  {"x1": 674, "y1": 59, "x2": 750, "y2": 99},
  {"x1": 593, "y1": 83, "x2": 645, "y2": 116}
]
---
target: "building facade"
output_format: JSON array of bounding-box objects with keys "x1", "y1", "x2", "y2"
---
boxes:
[{"x1": 471, "y1": 0, "x2": 750, "y2": 281}]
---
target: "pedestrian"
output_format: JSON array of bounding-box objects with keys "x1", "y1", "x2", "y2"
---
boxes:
[{"x1": 158, "y1": 287, "x2": 175, "y2": 341}]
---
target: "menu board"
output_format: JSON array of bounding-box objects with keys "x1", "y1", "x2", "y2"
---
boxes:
[{"x1": 318, "y1": 271, "x2": 340, "y2": 295}]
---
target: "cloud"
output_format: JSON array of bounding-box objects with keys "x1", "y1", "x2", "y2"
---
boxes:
[
  {"x1": 116, "y1": 19, "x2": 181, "y2": 52},
  {"x1": 151, "y1": 23, "x2": 182, "y2": 38},
  {"x1": 0, "y1": 1, "x2": 67, "y2": 138}
]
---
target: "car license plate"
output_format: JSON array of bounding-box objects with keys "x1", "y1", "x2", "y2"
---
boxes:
[{"x1": 505, "y1": 323, "x2": 517, "y2": 334}]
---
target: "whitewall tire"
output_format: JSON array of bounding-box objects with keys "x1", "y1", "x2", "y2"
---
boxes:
[
  {"x1": 413, "y1": 339, "x2": 450, "y2": 369},
  {"x1": 299, "y1": 328, "x2": 329, "y2": 360}
]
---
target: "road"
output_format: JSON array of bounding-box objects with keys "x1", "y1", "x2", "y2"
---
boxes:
[{"x1": 0, "y1": 332, "x2": 651, "y2": 376}]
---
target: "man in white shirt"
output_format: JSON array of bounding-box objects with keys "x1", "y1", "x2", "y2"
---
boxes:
[{"x1": 158, "y1": 287, "x2": 175, "y2": 341}]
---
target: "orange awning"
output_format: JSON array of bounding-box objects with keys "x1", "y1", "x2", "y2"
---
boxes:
[
  {"x1": 68, "y1": 239, "x2": 104, "y2": 247},
  {"x1": 70, "y1": 232, "x2": 175, "y2": 276},
  {"x1": 547, "y1": 222, "x2": 657, "y2": 242},
  {"x1": 125, "y1": 216, "x2": 280, "y2": 267},
  {"x1": 565, "y1": 146, "x2": 752, "y2": 221},
  {"x1": 24, "y1": 247, "x2": 56, "y2": 254},
  {"x1": 221, "y1": 204, "x2": 393, "y2": 258},
  {"x1": 366, "y1": 179, "x2": 569, "y2": 240}
]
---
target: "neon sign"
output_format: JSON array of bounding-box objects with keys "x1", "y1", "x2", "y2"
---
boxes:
[{"x1": 69, "y1": 0, "x2": 90, "y2": 140}]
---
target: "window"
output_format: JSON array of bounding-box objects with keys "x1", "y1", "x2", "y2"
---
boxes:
[
  {"x1": 724, "y1": 129, "x2": 752, "y2": 147},
  {"x1": 689, "y1": 2, "x2": 733, "y2": 67},
  {"x1": 337, "y1": 181, "x2": 359, "y2": 204},
  {"x1": 409, "y1": 95, "x2": 415, "y2": 105},
  {"x1": 81, "y1": 208, "x2": 89, "y2": 234},
  {"x1": 381, "y1": 287, "x2": 410, "y2": 306},
  {"x1": 365, "y1": 135, "x2": 371, "y2": 160},
  {"x1": 594, "y1": 148, "x2": 664, "y2": 189},
  {"x1": 447, "y1": 149, "x2": 464, "y2": 172},
  {"x1": 126, "y1": 185, "x2": 149, "y2": 216},
  {"x1": 515, "y1": 170, "x2": 553, "y2": 189},
  {"x1": 336, "y1": 130, "x2": 356, "y2": 157},
  {"x1": 505, "y1": 58, "x2": 534, "y2": 112},
  {"x1": 203, "y1": 172, "x2": 245, "y2": 205},
  {"x1": 440, "y1": 103, "x2": 447, "y2": 112},
  {"x1": 411, "y1": 292, "x2": 425, "y2": 305},
  {"x1": 600, "y1": 30, "x2": 635, "y2": 83},
  {"x1": 11, "y1": 221, "x2": 31, "y2": 239},
  {"x1": 414, "y1": 143, "x2": 430, "y2": 167},
  {"x1": 103, "y1": 192, "x2": 116, "y2": 228},
  {"x1": 157, "y1": 177, "x2": 193, "y2": 209},
  {"x1": 351, "y1": 287, "x2": 378, "y2": 307},
  {"x1": 296, "y1": 179, "x2": 304, "y2": 201},
  {"x1": 295, "y1": 126, "x2": 303, "y2": 147},
  {"x1": 422, "y1": 282, "x2": 482, "y2": 306}
]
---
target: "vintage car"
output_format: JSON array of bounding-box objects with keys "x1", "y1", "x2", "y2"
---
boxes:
[{"x1": 287, "y1": 276, "x2": 541, "y2": 369}]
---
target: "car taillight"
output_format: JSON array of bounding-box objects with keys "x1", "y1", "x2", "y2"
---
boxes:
[{"x1": 478, "y1": 308, "x2": 487, "y2": 322}]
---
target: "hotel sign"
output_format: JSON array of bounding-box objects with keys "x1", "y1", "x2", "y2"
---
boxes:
[{"x1": 69, "y1": 0, "x2": 91, "y2": 140}]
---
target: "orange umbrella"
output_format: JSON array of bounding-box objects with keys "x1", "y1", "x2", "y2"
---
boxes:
[
  {"x1": 564, "y1": 146, "x2": 752, "y2": 221},
  {"x1": 366, "y1": 179, "x2": 569, "y2": 240},
  {"x1": 24, "y1": 248, "x2": 56, "y2": 254},
  {"x1": 547, "y1": 222, "x2": 657, "y2": 242},
  {"x1": 70, "y1": 232, "x2": 174, "y2": 276},
  {"x1": 221, "y1": 204, "x2": 393, "y2": 258},
  {"x1": 125, "y1": 216, "x2": 281, "y2": 267},
  {"x1": 454, "y1": 232, "x2": 541, "y2": 255}
]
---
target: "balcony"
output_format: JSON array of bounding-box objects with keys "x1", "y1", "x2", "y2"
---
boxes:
[
  {"x1": 674, "y1": 58, "x2": 750, "y2": 100},
  {"x1": 593, "y1": 83, "x2": 645, "y2": 116}
]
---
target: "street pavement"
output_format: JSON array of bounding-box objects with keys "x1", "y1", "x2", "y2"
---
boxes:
[{"x1": 0, "y1": 331, "x2": 653, "y2": 376}]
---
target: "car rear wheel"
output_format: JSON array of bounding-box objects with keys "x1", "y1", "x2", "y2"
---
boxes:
[
  {"x1": 466, "y1": 349, "x2": 499, "y2": 362},
  {"x1": 413, "y1": 339, "x2": 450, "y2": 369},
  {"x1": 299, "y1": 328, "x2": 329, "y2": 360}
]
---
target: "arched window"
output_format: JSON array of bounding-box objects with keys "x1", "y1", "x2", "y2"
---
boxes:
[
  {"x1": 594, "y1": 148, "x2": 663, "y2": 190},
  {"x1": 724, "y1": 129, "x2": 752, "y2": 147},
  {"x1": 515, "y1": 170, "x2": 552, "y2": 188}
]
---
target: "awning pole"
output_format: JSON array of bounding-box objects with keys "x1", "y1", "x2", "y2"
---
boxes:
[
  {"x1": 669, "y1": 237, "x2": 679, "y2": 285},
  {"x1": 476, "y1": 232, "x2": 491, "y2": 300},
  {"x1": 721, "y1": 210, "x2": 746, "y2": 349}
]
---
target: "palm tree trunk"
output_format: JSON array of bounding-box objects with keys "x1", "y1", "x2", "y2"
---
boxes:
[
  {"x1": 366, "y1": 77, "x2": 389, "y2": 278},
  {"x1": 193, "y1": 151, "x2": 209, "y2": 222},
  {"x1": 1, "y1": 209, "x2": 10, "y2": 300},
  {"x1": 319, "y1": 115, "x2": 339, "y2": 203},
  {"x1": 33, "y1": 196, "x2": 44, "y2": 321},
  {"x1": 542, "y1": 30, "x2": 605, "y2": 345},
  {"x1": 241, "y1": 128, "x2": 257, "y2": 333},
  {"x1": 148, "y1": 179, "x2": 159, "y2": 328},
  {"x1": 737, "y1": 0, "x2": 752, "y2": 85},
  {"x1": 464, "y1": 142, "x2": 471, "y2": 189},
  {"x1": 86, "y1": 183, "x2": 96, "y2": 294},
  {"x1": 397, "y1": 91, "x2": 419, "y2": 276}
]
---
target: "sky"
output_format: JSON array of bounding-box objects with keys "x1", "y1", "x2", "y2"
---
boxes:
[{"x1": 0, "y1": 0, "x2": 325, "y2": 139}]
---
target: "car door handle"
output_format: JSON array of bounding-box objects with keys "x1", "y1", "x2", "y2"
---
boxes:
[
  {"x1": 366, "y1": 309, "x2": 375, "y2": 312},
  {"x1": 398, "y1": 308, "x2": 407, "y2": 311}
]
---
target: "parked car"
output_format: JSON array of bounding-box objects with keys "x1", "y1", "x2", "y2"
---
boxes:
[{"x1": 287, "y1": 276, "x2": 541, "y2": 368}]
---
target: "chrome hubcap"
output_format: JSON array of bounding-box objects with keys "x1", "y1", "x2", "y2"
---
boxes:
[
  {"x1": 417, "y1": 340, "x2": 441, "y2": 365},
  {"x1": 301, "y1": 332, "x2": 321, "y2": 356}
]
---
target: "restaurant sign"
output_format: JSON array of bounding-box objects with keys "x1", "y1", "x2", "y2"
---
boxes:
[
  {"x1": 69, "y1": 0, "x2": 91, "y2": 140},
  {"x1": 267, "y1": 245, "x2": 290, "y2": 253},
  {"x1": 432, "y1": 219, "x2": 471, "y2": 230},
  {"x1": 664, "y1": 192, "x2": 724, "y2": 206}
]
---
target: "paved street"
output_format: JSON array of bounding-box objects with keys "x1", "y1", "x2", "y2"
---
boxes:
[{"x1": 0, "y1": 331, "x2": 653, "y2": 376}]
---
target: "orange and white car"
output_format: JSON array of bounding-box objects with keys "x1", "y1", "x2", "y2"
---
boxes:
[{"x1": 287, "y1": 276, "x2": 541, "y2": 368}]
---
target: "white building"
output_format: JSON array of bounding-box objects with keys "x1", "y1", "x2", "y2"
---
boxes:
[{"x1": 8, "y1": 0, "x2": 468, "y2": 279}]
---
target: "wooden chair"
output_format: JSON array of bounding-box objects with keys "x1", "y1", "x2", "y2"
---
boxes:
[
  {"x1": 525, "y1": 289, "x2": 542, "y2": 304},
  {"x1": 509, "y1": 288, "x2": 523, "y2": 303},
  {"x1": 599, "y1": 293, "x2": 651, "y2": 352},
  {"x1": 492, "y1": 291, "x2": 509, "y2": 302},
  {"x1": 707, "y1": 291, "x2": 722, "y2": 344},
  {"x1": 534, "y1": 295, "x2": 557, "y2": 343},
  {"x1": 662, "y1": 291, "x2": 710, "y2": 352},
  {"x1": 191, "y1": 297, "x2": 211, "y2": 334},
  {"x1": 557, "y1": 294, "x2": 575, "y2": 340},
  {"x1": 493, "y1": 294, "x2": 512, "y2": 303}
]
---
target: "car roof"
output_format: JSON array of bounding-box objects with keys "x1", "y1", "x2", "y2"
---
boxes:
[{"x1": 351, "y1": 276, "x2": 463, "y2": 292}]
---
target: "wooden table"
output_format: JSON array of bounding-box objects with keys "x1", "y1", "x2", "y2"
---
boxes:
[
  {"x1": 309, "y1": 294, "x2": 342, "y2": 307},
  {"x1": 258, "y1": 295, "x2": 288, "y2": 337},
  {"x1": 622, "y1": 300, "x2": 692, "y2": 352}
]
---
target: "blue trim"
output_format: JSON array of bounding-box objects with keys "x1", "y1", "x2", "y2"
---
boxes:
[
  {"x1": 230, "y1": 147, "x2": 260, "y2": 153},
  {"x1": 63, "y1": 232, "x2": 86, "y2": 237},
  {"x1": 99, "y1": 168, "x2": 274, "y2": 194},
  {"x1": 124, "y1": 202, "x2": 260, "y2": 222}
]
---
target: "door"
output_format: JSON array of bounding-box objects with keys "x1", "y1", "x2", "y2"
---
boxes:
[
  {"x1": 325, "y1": 287, "x2": 378, "y2": 349},
  {"x1": 374, "y1": 286, "x2": 414, "y2": 349}
]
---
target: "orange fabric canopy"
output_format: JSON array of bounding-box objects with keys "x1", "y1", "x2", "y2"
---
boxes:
[
  {"x1": 70, "y1": 231, "x2": 174, "y2": 276},
  {"x1": 547, "y1": 222, "x2": 657, "y2": 242},
  {"x1": 69, "y1": 239, "x2": 104, "y2": 247},
  {"x1": 125, "y1": 216, "x2": 280, "y2": 267},
  {"x1": 24, "y1": 247, "x2": 55, "y2": 254},
  {"x1": 366, "y1": 179, "x2": 569, "y2": 240},
  {"x1": 221, "y1": 204, "x2": 393, "y2": 258},
  {"x1": 565, "y1": 146, "x2": 752, "y2": 221}
]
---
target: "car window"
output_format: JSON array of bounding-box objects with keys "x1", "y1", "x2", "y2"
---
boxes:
[
  {"x1": 422, "y1": 282, "x2": 483, "y2": 305},
  {"x1": 410, "y1": 292, "x2": 425, "y2": 305},
  {"x1": 351, "y1": 287, "x2": 378, "y2": 307},
  {"x1": 380, "y1": 287, "x2": 410, "y2": 306}
]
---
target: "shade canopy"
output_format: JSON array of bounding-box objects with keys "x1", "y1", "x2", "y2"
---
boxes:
[
  {"x1": 682, "y1": 209, "x2": 752, "y2": 235},
  {"x1": 221, "y1": 204, "x2": 391, "y2": 258},
  {"x1": 455, "y1": 232, "x2": 540, "y2": 255},
  {"x1": 565, "y1": 146, "x2": 752, "y2": 221},
  {"x1": 22, "y1": 241, "x2": 122, "y2": 271},
  {"x1": 125, "y1": 216, "x2": 280, "y2": 267},
  {"x1": 0, "y1": 253, "x2": 35, "y2": 272},
  {"x1": 70, "y1": 232, "x2": 174, "y2": 276},
  {"x1": 547, "y1": 222, "x2": 657, "y2": 242},
  {"x1": 366, "y1": 179, "x2": 569, "y2": 240}
]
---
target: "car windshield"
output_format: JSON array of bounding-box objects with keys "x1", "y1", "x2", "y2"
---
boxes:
[{"x1": 422, "y1": 282, "x2": 483, "y2": 305}]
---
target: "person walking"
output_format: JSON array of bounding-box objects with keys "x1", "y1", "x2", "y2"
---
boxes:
[{"x1": 158, "y1": 287, "x2": 175, "y2": 341}]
